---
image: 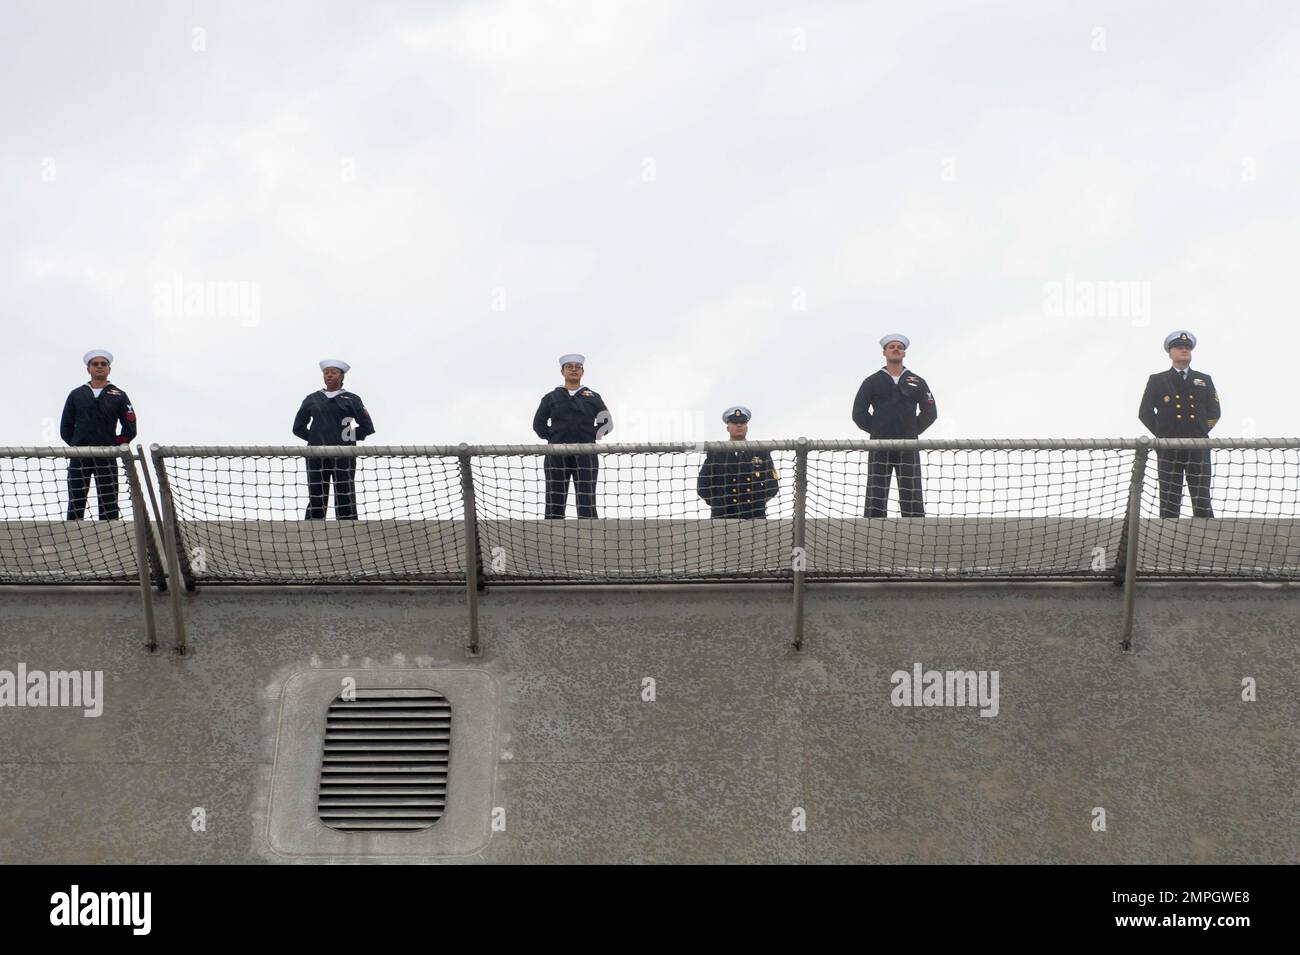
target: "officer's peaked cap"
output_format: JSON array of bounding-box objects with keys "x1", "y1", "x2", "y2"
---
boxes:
[
  {"x1": 723, "y1": 406, "x2": 752, "y2": 424},
  {"x1": 1164, "y1": 330, "x2": 1196, "y2": 351}
]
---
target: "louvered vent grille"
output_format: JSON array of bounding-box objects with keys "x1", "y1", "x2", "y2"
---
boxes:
[{"x1": 316, "y1": 688, "x2": 450, "y2": 832}]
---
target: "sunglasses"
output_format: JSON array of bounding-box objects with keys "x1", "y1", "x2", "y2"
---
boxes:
[{"x1": 88, "y1": 361, "x2": 110, "y2": 367}]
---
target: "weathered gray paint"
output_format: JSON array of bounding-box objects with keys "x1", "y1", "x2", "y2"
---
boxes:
[
  {"x1": 0, "y1": 581, "x2": 1295, "y2": 863},
  {"x1": 0, "y1": 521, "x2": 143, "y2": 582},
  {"x1": 19, "y1": 518, "x2": 1289, "y2": 585}
]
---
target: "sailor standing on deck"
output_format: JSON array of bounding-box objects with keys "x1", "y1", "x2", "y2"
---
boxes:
[
  {"x1": 696, "y1": 406, "x2": 780, "y2": 518},
  {"x1": 60, "y1": 349, "x2": 137, "y2": 519},
  {"x1": 292, "y1": 360, "x2": 375, "y2": 519},
  {"x1": 532, "y1": 354, "x2": 612, "y2": 518},
  {"x1": 1138, "y1": 330, "x2": 1221, "y2": 518},
  {"x1": 851, "y1": 334, "x2": 938, "y2": 517}
]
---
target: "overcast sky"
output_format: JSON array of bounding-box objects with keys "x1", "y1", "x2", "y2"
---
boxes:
[{"x1": 5, "y1": 0, "x2": 1298, "y2": 448}]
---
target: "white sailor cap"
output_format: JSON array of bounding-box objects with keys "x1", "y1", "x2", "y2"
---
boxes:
[
  {"x1": 879, "y1": 333, "x2": 910, "y2": 349},
  {"x1": 722, "y1": 405, "x2": 752, "y2": 424},
  {"x1": 559, "y1": 353, "x2": 585, "y2": 366},
  {"x1": 83, "y1": 349, "x2": 113, "y2": 365},
  {"x1": 1163, "y1": 330, "x2": 1196, "y2": 351},
  {"x1": 319, "y1": 359, "x2": 351, "y2": 373}
]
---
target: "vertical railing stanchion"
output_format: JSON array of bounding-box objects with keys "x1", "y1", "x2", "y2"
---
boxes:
[
  {"x1": 458, "y1": 446, "x2": 482, "y2": 657},
  {"x1": 791, "y1": 437, "x2": 809, "y2": 651},
  {"x1": 150, "y1": 446, "x2": 190, "y2": 655},
  {"x1": 122, "y1": 449, "x2": 158, "y2": 652},
  {"x1": 134, "y1": 444, "x2": 168, "y2": 591},
  {"x1": 1120, "y1": 438, "x2": 1150, "y2": 652},
  {"x1": 150, "y1": 448, "x2": 196, "y2": 590}
]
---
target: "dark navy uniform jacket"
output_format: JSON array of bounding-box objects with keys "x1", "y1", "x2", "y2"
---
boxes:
[
  {"x1": 1139, "y1": 367, "x2": 1221, "y2": 438},
  {"x1": 60, "y1": 383, "x2": 137, "y2": 446},
  {"x1": 292, "y1": 391, "x2": 375, "y2": 445},
  {"x1": 697, "y1": 449, "x2": 780, "y2": 518},
  {"x1": 852, "y1": 369, "x2": 937, "y2": 439},
  {"x1": 533, "y1": 387, "x2": 610, "y2": 443}
]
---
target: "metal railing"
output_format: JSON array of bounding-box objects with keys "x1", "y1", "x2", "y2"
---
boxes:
[
  {"x1": 0, "y1": 446, "x2": 166, "y2": 651},
  {"x1": 5, "y1": 438, "x2": 1298, "y2": 655}
]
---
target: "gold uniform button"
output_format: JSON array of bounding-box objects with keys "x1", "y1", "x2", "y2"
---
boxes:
[
  {"x1": 1190, "y1": 415, "x2": 1196, "y2": 419},
  {"x1": 1176, "y1": 414, "x2": 1182, "y2": 419},
  {"x1": 1176, "y1": 404, "x2": 1181, "y2": 409}
]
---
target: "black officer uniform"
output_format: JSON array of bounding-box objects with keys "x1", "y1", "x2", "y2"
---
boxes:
[
  {"x1": 697, "y1": 408, "x2": 780, "y2": 518},
  {"x1": 1138, "y1": 332, "x2": 1220, "y2": 518},
  {"x1": 60, "y1": 378, "x2": 137, "y2": 520},
  {"x1": 292, "y1": 384, "x2": 375, "y2": 519},
  {"x1": 851, "y1": 365, "x2": 937, "y2": 517},
  {"x1": 532, "y1": 381, "x2": 610, "y2": 519}
]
